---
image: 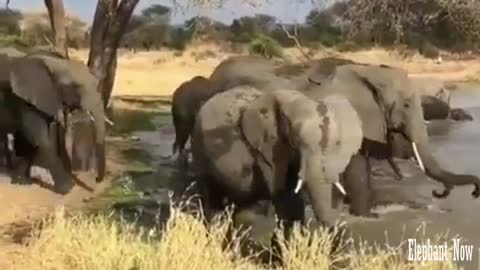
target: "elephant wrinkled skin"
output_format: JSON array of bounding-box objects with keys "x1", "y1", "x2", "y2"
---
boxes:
[
  {"x1": 0, "y1": 51, "x2": 106, "y2": 194},
  {"x1": 191, "y1": 85, "x2": 362, "y2": 241}
]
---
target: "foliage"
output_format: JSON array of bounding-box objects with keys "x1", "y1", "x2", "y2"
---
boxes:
[
  {"x1": 0, "y1": 8, "x2": 22, "y2": 35},
  {"x1": 342, "y1": 0, "x2": 480, "y2": 50},
  {"x1": 248, "y1": 34, "x2": 283, "y2": 59},
  {"x1": 0, "y1": 34, "x2": 28, "y2": 48}
]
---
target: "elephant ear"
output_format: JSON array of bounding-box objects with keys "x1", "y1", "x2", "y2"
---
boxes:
[
  {"x1": 9, "y1": 57, "x2": 63, "y2": 119},
  {"x1": 240, "y1": 94, "x2": 278, "y2": 166},
  {"x1": 331, "y1": 64, "x2": 392, "y2": 144}
]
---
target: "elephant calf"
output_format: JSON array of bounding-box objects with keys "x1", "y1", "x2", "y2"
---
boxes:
[{"x1": 191, "y1": 85, "x2": 363, "y2": 247}]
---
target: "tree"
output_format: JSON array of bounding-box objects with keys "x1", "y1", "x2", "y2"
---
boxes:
[
  {"x1": 44, "y1": 0, "x2": 68, "y2": 58},
  {"x1": 87, "y1": 0, "x2": 139, "y2": 107}
]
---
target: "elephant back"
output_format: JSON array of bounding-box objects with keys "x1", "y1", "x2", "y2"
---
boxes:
[{"x1": 197, "y1": 85, "x2": 263, "y2": 131}]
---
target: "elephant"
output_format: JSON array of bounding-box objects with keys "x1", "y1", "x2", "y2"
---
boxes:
[
  {"x1": 191, "y1": 85, "x2": 363, "y2": 252},
  {"x1": 0, "y1": 52, "x2": 107, "y2": 194},
  {"x1": 305, "y1": 64, "x2": 480, "y2": 206},
  {"x1": 170, "y1": 76, "x2": 219, "y2": 166},
  {"x1": 204, "y1": 55, "x2": 480, "y2": 218}
]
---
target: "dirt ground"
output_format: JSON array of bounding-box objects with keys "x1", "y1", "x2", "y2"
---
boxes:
[{"x1": 1, "y1": 44, "x2": 480, "y2": 268}]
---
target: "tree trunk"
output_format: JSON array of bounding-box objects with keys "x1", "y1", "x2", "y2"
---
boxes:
[
  {"x1": 44, "y1": 0, "x2": 69, "y2": 58},
  {"x1": 87, "y1": 0, "x2": 139, "y2": 107}
]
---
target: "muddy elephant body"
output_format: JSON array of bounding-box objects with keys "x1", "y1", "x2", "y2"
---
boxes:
[
  {"x1": 0, "y1": 52, "x2": 106, "y2": 194},
  {"x1": 206, "y1": 56, "x2": 480, "y2": 217},
  {"x1": 192, "y1": 85, "x2": 363, "y2": 246}
]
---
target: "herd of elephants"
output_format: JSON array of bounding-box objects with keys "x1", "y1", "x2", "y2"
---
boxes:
[{"x1": 0, "y1": 46, "x2": 479, "y2": 258}]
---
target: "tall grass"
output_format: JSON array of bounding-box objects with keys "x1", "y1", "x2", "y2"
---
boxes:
[{"x1": 10, "y1": 207, "x2": 458, "y2": 270}]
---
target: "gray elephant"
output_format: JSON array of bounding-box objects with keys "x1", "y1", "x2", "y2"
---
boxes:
[
  {"x1": 0, "y1": 51, "x2": 106, "y2": 194},
  {"x1": 191, "y1": 85, "x2": 363, "y2": 248},
  {"x1": 170, "y1": 76, "x2": 218, "y2": 166},
  {"x1": 205, "y1": 55, "x2": 480, "y2": 218}
]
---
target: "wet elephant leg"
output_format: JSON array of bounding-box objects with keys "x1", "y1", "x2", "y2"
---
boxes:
[
  {"x1": 231, "y1": 200, "x2": 279, "y2": 266},
  {"x1": 172, "y1": 112, "x2": 193, "y2": 168},
  {"x1": 342, "y1": 153, "x2": 377, "y2": 218},
  {"x1": 199, "y1": 175, "x2": 226, "y2": 223}
]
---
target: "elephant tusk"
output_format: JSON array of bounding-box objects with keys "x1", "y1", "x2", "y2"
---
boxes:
[
  {"x1": 412, "y1": 142, "x2": 425, "y2": 172},
  {"x1": 104, "y1": 116, "x2": 114, "y2": 126},
  {"x1": 424, "y1": 120, "x2": 430, "y2": 124},
  {"x1": 86, "y1": 111, "x2": 95, "y2": 122},
  {"x1": 7, "y1": 134, "x2": 13, "y2": 151},
  {"x1": 334, "y1": 182, "x2": 347, "y2": 196},
  {"x1": 294, "y1": 178, "x2": 303, "y2": 193}
]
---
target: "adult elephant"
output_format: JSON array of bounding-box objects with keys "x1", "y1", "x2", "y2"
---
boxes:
[
  {"x1": 191, "y1": 85, "x2": 363, "y2": 248},
  {"x1": 0, "y1": 52, "x2": 107, "y2": 194},
  {"x1": 305, "y1": 64, "x2": 480, "y2": 211},
  {"x1": 206, "y1": 55, "x2": 480, "y2": 217},
  {"x1": 170, "y1": 76, "x2": 218, "y2": 166}
]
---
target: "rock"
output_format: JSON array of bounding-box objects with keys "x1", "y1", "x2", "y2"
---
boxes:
[
  {"x1": 449, "y1": 108, "x2": 474, "y2": 121},
  {"x1": 421, "y1": 95, "x2": 450, "y2": 120}
]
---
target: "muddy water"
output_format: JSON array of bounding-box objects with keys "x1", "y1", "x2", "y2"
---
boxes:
[{"x1": 119, "y1": 89, "x2": 480, "y2": 269}]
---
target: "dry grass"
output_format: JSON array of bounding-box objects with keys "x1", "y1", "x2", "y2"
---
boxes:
[
  {"x1": 68, "y1": 43, "x2": 480, "y2": 98},
  {"x1": 7, "y1": 206, "x2": 458, "y2": 270}
]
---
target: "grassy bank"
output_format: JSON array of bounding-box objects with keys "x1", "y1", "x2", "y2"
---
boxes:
[{"x1": 8, "y1": 206, "x2": 457, "y2": 270}]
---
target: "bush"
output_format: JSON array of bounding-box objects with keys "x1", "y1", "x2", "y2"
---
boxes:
[
  {"x1": 248, "y1": 35, "x2": 283, "y2": 59},
  {"x1": 0, "y1": 34, "x2": 28, "y2": 48},
  {"x1": 419, "y1": 41, "x2": 440, "y2": 59}
]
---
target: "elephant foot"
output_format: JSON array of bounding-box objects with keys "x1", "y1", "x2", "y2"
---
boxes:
[{"x1": 53, "y1": 180, "x2": 74, "y2": 195}]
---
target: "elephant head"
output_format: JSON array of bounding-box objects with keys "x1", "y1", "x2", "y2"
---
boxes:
[
  {"x1": 8, "y1": 55, "x2": 106, "y2": 182},
  {"x1": 240, "y1": 89, "x2": 362, "y2": 226},
  {"x1": 320, "y1": 64, "x2": 480, "y2": 198}
]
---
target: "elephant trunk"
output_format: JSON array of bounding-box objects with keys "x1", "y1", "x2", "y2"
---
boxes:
[
  {"x1": 84, "y1": 100, "x2": 106, "y2": 183},
  {"x1": 406, "y1": 114, "x2": 480, "y2": 198},
  {"x1": 300, "y1": 153, "x2": 340, "y2": 228}
]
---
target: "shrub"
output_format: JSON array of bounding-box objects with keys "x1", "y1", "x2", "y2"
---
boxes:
[
  {"x1": 0, "y1": 34, "x2": 28, "y2": 48},
  {"x1": 419, "y1": 41, "x2": 440, "y2": 59},
  {"x1": 248, "y1": 35, "x2": 283, "y2": 59}
]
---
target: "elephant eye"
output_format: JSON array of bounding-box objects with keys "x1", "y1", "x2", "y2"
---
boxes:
[{"x1": 404, "y1": 103, "x2": 410, "y2": 108}]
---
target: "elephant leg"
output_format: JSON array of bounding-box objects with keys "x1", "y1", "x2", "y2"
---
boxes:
[
  {"x1": 272, "y1": 191, "x2": 305, "y2": 238},
  {"x1": 5, "y1": 134, "x2": 13, "y2": 170},
  {"x1": 10, "y1": 132, "x2": 35, "y2": 185},
  {"x1": 172, "y1": 115, "x2": 192, "y2": 168},
  {"x1": 342, "y1": 153, "x2": 377, "y2": 218},
  {"x1": 198, "y1": 175, "x2": 225, "y2": 223},
  {"x1": 231, "y1": 200, "x2": 280, "y2": 266},
  {"x1": 20, "y1": 110, "x2": 73, "y2": 195}
]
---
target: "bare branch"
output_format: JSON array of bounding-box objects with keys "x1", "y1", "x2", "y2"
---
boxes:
[
  {"x1": 280, "y1": 23, "x2": 311, "y2": 61},
  {"x1": 5, "y1": 0, "x2": 10, "y2": 9}
]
